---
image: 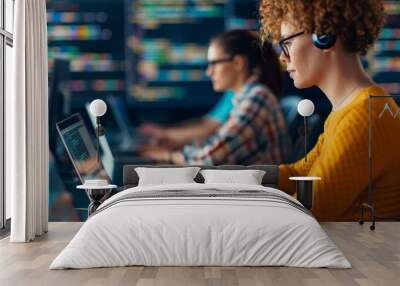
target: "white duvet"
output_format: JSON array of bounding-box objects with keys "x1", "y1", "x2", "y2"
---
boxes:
[{"x1": 50, "y1": 183, "x2": 351, "y2": 269}]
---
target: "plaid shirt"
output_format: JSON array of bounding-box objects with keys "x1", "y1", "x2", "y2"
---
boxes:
[{"x1": 182, "y1": 79, "x2": 292, "y2": 165}]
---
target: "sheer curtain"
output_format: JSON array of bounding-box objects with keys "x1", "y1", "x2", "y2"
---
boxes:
[{"x1": 7, "y1": 0, "x2": 48, "y2": 242}]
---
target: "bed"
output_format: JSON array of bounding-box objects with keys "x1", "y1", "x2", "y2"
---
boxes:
[{"x1": 50, "y1": 165, "x2": 351, "y2": 269}]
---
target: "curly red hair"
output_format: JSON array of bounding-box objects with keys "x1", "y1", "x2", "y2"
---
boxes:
[{"x1": 259, "y1": 0, "x2": 385, "y2": 55}]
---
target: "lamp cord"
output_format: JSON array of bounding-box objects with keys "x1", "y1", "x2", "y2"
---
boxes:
[
  {"x1": 304, "y1": 116, "x2": 308, "y2": 162},
  {"x1": 96, "y1": 117, "x2": 101, "y2": 163}
]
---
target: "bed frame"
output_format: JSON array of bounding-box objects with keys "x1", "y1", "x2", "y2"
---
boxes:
[
  {"x1": 122, "y1": 165, "x2": 317, "y2": 211},
  {"x1": 122, "y1": 164, "x2": 279, "y2": 188}
]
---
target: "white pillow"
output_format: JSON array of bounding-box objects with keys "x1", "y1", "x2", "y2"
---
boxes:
[
  {"x1": 135, "y1": 167, "x2": 201, "y2": 186},
  {"x1": 200, "y1": 169, "x2": 266, "y2": 185}
]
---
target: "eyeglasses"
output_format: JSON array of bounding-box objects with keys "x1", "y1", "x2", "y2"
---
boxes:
[
  {"x1": 207, "y1": 56, "x2": 233, "y2": 67},
  {"x1": 279, "y1": 31, "x2": 304, "y2": 59}
]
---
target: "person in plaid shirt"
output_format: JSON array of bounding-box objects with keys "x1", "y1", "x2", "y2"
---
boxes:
[{"x1": 140, "y1": 30, "x2": 291, "y2": 165}]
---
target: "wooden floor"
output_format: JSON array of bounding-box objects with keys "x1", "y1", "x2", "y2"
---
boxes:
[{"x1": 0, "y1": 222, "x2": 399, "y2": 286}]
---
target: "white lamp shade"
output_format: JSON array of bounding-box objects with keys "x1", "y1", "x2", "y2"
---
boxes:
[
  {"x1": 90, "y1": 99, "x2": 107, "y2": 117},
  {"x1": 297, "y1": 99, "x2": 315, "y2": 117}
]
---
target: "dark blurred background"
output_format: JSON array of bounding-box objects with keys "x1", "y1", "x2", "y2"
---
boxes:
[{"x1": 47, "y1": 0, "x2": 400, "y2": 221}]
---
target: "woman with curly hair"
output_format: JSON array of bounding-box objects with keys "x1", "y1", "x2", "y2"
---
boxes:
[{"x1": 260, "y1": 0, "x2": 400, "y2": 220}]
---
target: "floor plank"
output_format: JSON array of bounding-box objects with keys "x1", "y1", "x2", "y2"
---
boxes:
[{"x1": 0, "y1": 222, "x2": 399, "y2": 286}]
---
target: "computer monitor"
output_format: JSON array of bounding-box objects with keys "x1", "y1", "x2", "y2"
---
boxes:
[
  {"x1": 56, "y1": 113, "x2": 111, "y2": 184},
  {"x1": 107, "y1": 95, "x2": 135, "y2": 149},
  {"x1": 105, "y1": 95, "x2": 150, "y2": 150},
  {"x1": 49, "y1": 59, "x2": 71, "y2": 154}
]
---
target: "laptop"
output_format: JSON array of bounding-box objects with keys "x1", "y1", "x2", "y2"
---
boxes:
[
  {"x1": 88, "y1": 104, "x2": 158, "y2": 183},
  {"x1": 84, "y1": 102, "x2": 156, "y2": 160},
  {"x1": 102, "y1": 96, "x2": 149, "y2": 151},
  {"x1": 56, "y1": 113, "x2": 112, "y2": 184}
]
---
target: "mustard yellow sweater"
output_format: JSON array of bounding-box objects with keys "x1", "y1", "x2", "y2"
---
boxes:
[{"x1": 280, "y1": 86, "x2": 400, "y2": 220}]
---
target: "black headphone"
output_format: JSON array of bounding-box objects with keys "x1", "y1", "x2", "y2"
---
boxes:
[{"x1": 311, "y1": 33, "x2": 336, "y2": 49}]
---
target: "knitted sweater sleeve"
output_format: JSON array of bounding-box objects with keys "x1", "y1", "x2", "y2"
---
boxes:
[{"x1": 280, "y1": 106, "x2": 369, "y2": 219}]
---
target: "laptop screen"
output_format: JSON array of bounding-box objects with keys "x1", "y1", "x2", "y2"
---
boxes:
[{"x1": 56, "y1": 113, "x2": 111, "y2": 184}]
